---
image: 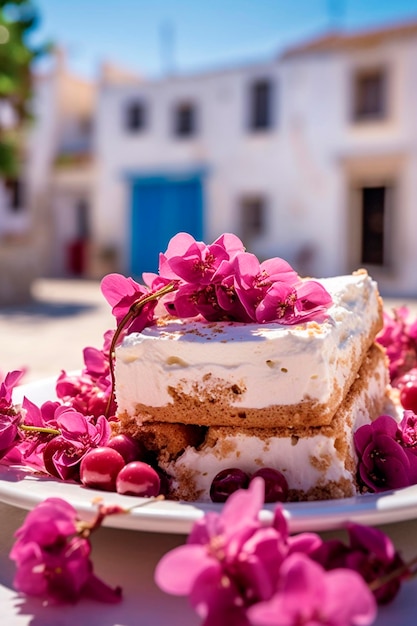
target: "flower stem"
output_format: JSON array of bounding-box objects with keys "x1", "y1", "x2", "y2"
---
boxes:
[
  {"x1": 77, "y1": 495, "x2": 165, "y2": 537},
  {"x1": 125, "y1": 494, "x2": 165, "y2": 513},
  {"x1": 369, "y1": 554, "x2": 417, "y2": 591},
  {"x1": 105, "y1": 281, "x2": 177, "y2": 417},
  {"x1": 20, "y1": 424, "x2": 61, "y2": 436}
]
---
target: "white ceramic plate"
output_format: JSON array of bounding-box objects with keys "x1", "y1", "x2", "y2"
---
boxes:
[{"x1": 1, "y1": 377, "x2": 417, "y2": 535}]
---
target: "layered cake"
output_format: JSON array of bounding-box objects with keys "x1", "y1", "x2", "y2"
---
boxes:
[
  {"x1": 113, "y1": 266, "x2": 389, "y2": 501},
  {"x1": 158, "y1": 343, "x2": 388, "y2": 501}
]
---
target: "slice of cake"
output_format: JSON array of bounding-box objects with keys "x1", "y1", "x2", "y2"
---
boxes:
[
  {"x1": 103, "y1": 232, "x2": 388, "y2": 503},
  {"x1": 157, "y1": 343, "x2": 388, "y2": 501},
  {"x1": 115, "y1": 270, "x2": 383, "y2": 430}
]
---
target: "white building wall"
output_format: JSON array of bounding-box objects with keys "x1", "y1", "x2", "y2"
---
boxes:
[
  {"x1": 93, "y1": 28, "x2": 417, "y2": 296},
  {"x1": 25, "y1": 54, "x2": 97, "y2": 277}
]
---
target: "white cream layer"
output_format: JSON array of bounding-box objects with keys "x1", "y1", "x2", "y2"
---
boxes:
[
  {"x1": 115, "y1": 271, "x2": 381, "y2": 419},
  {"x1": 162, "y1": 349, "x2": 389, "y2": 501}
]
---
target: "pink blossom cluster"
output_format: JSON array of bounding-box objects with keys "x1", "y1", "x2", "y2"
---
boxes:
[
  {"x1": 0, "y1": 370, "x2": 25, "y2": 459},
  {"x1": 101, "y1": 232, "x2": 333, "y2": 334},
  {"x1": 376, "y1": 306, "x2": 417, "y2": 383},
  {"x1": 10, "y1": 497, "x2": 122, "y2": 604},
  {"x1": 56, "y1": 329, "x2": 116, "y2": 418},
  {"x1": 156, "y1": 478, "x2": 407, "y2": 626},
  {"x1": 10, "y1": 480, "x2": 408, "y2": 617},
  {"x1": 354, "y1": 410, "x2": 417, "y2": 493},
  {"x1": 0, "y1": 362, "x2": 112, "y2": 481}
]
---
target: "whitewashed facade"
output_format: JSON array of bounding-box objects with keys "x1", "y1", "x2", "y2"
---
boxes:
[
  {"x1": 22, "y1": 50, "x2": 97, "y2": 278},
  {"x1": 92, "y1": 21, "x2": 417, "y2": 297},
  {"x1": 23, "y1": 54, "x2": 145, "y2": 280},
  {"x1": 24, "y1": 22, "x2": 417, "y2": 298}
]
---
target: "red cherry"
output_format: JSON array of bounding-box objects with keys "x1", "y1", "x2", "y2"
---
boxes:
[
  {"x1": 107, "y1": 434, "x2": 145, "y2": 463},
  {"x1": 115, "y1": 461, "x2": 160, "y2": 497},
  {"x1": 400, "y1": 382, "x2": 417, "y2": 413},
  {"x1": 80, "y1": 447, "x2": 125, "y2": 491}
]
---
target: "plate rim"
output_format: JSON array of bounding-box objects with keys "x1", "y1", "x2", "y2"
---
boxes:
[{"x1": 3, "y1": 376, "x2": 417, "y2": 535}]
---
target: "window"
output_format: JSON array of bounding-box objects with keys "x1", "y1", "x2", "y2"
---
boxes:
[
  {"x1": 174, "y1": 102, "x2": 196, "y2": 137},
  {"x1": 249, "y1": 79, "x2": 273, "y2": 130},
  {"x1": 5, "y1": 179, "x2": 23, "y2": 213},
  {"x1": 240, "y1": 196, "x2": 266, "y2": 243},
  {"x1": 76, "y1": 198, "x2": 90, "y2": 239},
  {"x1": 353, "y1": 68, "x2": 387, "y2": 121},
  {"x1": 361, "y1": 186, "x2": 389, "y2": 265},
  {"x1": 125, "y1": 101, "x2": 146, "y2": 132}
]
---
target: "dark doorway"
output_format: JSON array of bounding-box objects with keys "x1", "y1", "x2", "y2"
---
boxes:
[{"x1": 361, "y1": 186, "x2": 387, "y2": 265}]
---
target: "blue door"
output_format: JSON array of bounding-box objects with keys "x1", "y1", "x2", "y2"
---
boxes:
[{"x1": 129, "y1": 173, "x2": 204, "y2": 278}]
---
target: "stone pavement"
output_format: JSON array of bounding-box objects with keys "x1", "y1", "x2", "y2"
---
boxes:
[
  {"x1": 0, "y1": 278, "x2": 115, "y2": 382},
  {"x1": 0, "y1": 277, "x2": 416, "y2": 384}
]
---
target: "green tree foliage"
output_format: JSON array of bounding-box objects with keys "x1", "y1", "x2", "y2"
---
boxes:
[{"x1": 0, "y1": 0, "x2": 48, "y2": 176}]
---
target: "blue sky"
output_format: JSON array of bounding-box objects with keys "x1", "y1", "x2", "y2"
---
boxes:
[{"x1": 33, "y1": 0, "x2": 417, "y2": 78}]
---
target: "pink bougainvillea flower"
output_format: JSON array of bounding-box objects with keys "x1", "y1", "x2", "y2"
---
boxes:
[
  {"x1": 0, "y1": 411, "x2": 21, "y2": 459},
  {"x1": 397, "y1": 409, "x2": 417, "y2": 451},
  {"x1": 225, "y1": 252, "x2": 332, "y2": 325},
  {"x1": 308, "y1": 536, "x2": 350, "y2": 570},
  {"x1": 10, "y1": 497, "x2": 121, "y2": 604},
  {"x1": 0, "y1": 370, "x2": 25, "y2": 459},
  {"x1": 101, "y1": 233, "x2": 333, "y2": 330},
  {"x1": 354, "y1": 414, "x2": 417, "y2": 492},
  {"x1": 42, "y1": 406, "x2": 110, "y2": 480},
  {"x1": 210, "y1": 259, "x2": 253, "y2": 321},
  {"x1": 230, "y1": 253, "x2": 273, "y2": 321},
  {"x1": 156, "y1": 477, "x2": 407, "y2": 625},
  {"x1": 56, "y1": 331, "x2": 116, "y2": 418},
  {"x1": 254, "y1": 282, "x2": 297, "y2": 324},
  {"x1": 56, "y1": 370, "x2": 114, "y2": 419},
  {"x1": 377, "y1": 307, "x2": 417, "y2": 383},
  {"x1": 4, "y1": 397, "x2": 60, "y2": 470},
  {"x1": 310, "y1": 523, "x2": 406, "y2": 605},
  {"x1": 292, "y1": 280, "x2": 334, "y2": 321},
  {"x1": 155, "y1": 478, "x2": 264, "y2": 590},
  {"x1": 248, "y1": 552, "x2": 376, "y2": 626},
  {"x1": 155, "y1": 478, "x2": 289, "y2": 624},
  {"x1": 167, "y1": 282, "x2": 220, "y2": 320},
  {"x1": 161, "y1": 232, "x2": 231, "y2": 285},
  {"x1": 212, "y1": 232, "x2": 246, "y2": 258},
  {"x1": 345, "y1": 523, "x2": 406, "y2": 605},
  {"x1": 159, "y1": 233, "x2": 248, "y2": 322},
  {"x1": 0, "y1": 369, "x2": 24, "y2": 404},
  {"x1": 101, "y1": 273, "x2": 147, "y2": 317},
  {"x1": 256, "y1": 279, "x2": 333, "y2": 325},
  {"x1": 56, "y1": 407, "x2": 110, "y2": 446},
  {"x1": 236, "y1": 254, "x2": 298, "y2": 290},
  {"x1": 160, "y1": 232, "x2": 245, "y2": 284},
  {"x1": 229, "y1": 252, "x2": 297, "y2": 322},
  {"x1": 83, "y1": 346, "x2": 110, "y2": 379},
  {"x1": 101, "y1": 273, "x2": 157, "y2": 333}
]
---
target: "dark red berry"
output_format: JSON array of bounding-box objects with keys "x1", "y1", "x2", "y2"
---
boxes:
[
  {"x1": 210, "y1": 468, "x2": 249, "y2": 502},
  {"x1": 251, "y1": 467, "x2": 289, "y2": 502}
]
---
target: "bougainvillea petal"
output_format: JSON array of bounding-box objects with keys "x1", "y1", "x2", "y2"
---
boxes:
[{"x1": 155, "y1": 544, "x2": 218, "y2": 595}]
